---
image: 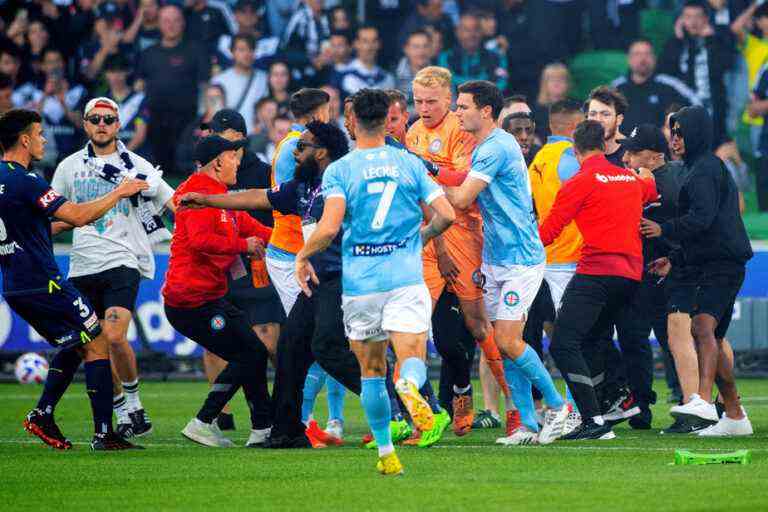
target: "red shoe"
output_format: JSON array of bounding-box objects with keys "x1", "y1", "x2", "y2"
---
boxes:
[
  {"x1": 401, "y1": 430, "x2": 422, "y2": 446},
  {"x1": 306, "y1": 420, "x2": 343, "y2": 447},
  {"x1": 506, "y1": 410, "x2": 521, "y2": 437},
  {"x1": 24, "y1": 409, "x2": 72, "y2": 450},
  {"x1": 361, "y1": 433, "x2": 373, "y2": 445},
  {"x1": 452, "y1": 394, "x2": 474, "y2": 437},
  {"x1": 304, "y1": 423, "x2": 327, "y2": 449}
]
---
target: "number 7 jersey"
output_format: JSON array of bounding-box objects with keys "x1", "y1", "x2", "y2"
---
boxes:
[{"x1": 322, "y1": 145, "x2": 443, "y2": 296}]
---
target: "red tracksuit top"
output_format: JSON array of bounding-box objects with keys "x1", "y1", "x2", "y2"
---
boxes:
[
  {"x1": 162, "y1": 172, "x2": 272, "y2": 308},
  {"x1": 538, "y1": 154, "x2": 657, "y2": 281}
]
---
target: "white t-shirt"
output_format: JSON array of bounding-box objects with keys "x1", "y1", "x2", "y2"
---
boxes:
[
  {"x1": 51, "y1": 148, "x2": 174, "y2": 280},
  {"x1": 211, "y1": 67, "x2": 268, "y2": 134}
]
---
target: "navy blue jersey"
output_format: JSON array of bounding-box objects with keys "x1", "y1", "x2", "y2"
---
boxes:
[{"x1": 0, "y1": 161, "x2": 67, "y2": 296}]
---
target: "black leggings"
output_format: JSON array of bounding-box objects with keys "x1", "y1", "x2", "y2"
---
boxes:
[
  {"x1": 165, "y1": 299, "x2": 272, "y2": 429},
  {"x1": 432, "y1": 291, "x2": 475, "y2": 415}
]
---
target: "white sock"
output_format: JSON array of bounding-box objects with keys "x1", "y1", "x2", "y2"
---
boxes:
[
  {"x1": 592, "y1": 415, "x2": 605, "y2": 426},
  {"x1": 122, "y1": 379, "x2": 143, "y2": 412},
  {"x1": 453, "y1": 384, "x2": 471, "y2": 395},
  {"x1": 113, "y1": 393, "x2": 130, "y2": 424},
  {"x1": 377, "y1": 443, "x2": 395, "y2": 457}
]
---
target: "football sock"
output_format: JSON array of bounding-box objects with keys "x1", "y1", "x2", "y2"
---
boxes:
[
  {"x1": 113, "y1": 393, "x2": 130, "y2": 424},
  {"x1": 513, "y1": 345, "x2": 565, "y2": 409},
  {"x1": 84, "y1": 359, "x2": 113, "y2": 435},
  {"x1": 502, "y1": 359, "x2": 518, "y2": 412},
  {"x1": 400, "y1": 357, "x2": 427, "y2": 389},
  {"x1": 361, "y1": 377, "x2": 393, "y2": 457},
  {"x1": 122, "y1": 378, "x2": 143, "y2": 411},
  {"x1": 420, "y1": 379, "x2": 442, "y2": 414},
  {"x1": 504, "y1": 360, "x2": 539, "y2": 432},
  {"x1": 326, "y1": 374, "x2": 346, "y2": 423},
  {"x1": 476, "y1": 331, "x2": 510, "y2": 397},
  {"x1": 37, "y1": 348, "x2": 81, "y2": 415},
  {"x1": 302, "y1": 362, "x2": 327, "y2": 423}
]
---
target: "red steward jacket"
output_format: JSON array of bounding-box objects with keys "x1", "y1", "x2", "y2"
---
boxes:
[
  {"x1": 162, "y1": 172, "x2": 272, "y2": 308},
  {"x1": 538, "y1": 154, "x2": 657, "y2": 281}
]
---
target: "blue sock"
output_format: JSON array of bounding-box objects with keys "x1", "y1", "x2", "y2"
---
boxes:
[
  {"x1": 419, "y1": 379, "x2": 442, "y2": 414},
  {"x1": 301, "y1": 363, "x2": 326, "y2": 423},
  {"x1": 326, "y1": 375, "x2": 346, "y2": 422},
  {"x1": 504, "y1": 359, "x2": 538, "y2": 432},
  {"x1": 400, "y1": 357, "x2": 427, "y2": 388},
  {"x1": 385, "y1": 364, "x2": 403, "y2": 421},
  {"x1": 84, "y1": 359, "x2": 113, "y2": 435},
  {"x1": 361, "y1": 377, "x2": 393, "y2": 455},
  {"x1": 513, "y1": 345, "x2": 565, "y2": 409},
  {"x1": 37, "y1": 349, "x2": 81, "y2": 415}
]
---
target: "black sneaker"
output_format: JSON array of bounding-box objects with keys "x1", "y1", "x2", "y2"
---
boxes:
[
  {"x1": 660, "y1": 416, "x2": 716, "y2": 434},
  {"x1": 261, "y1": 433, "x2": 312, "y2": 449},
  {"x1": 90, "y1": 432, "x2": 145, "y2": 451},
  {"x1": 216, "y1": 412, "x2": 236, "y2": 431},
  {"x1": 603, "y1": 387, "x2": 640, "y2": 425},
  {"x1": 629, "y1": 406, "x2": 652, "y2": 430},
  {"x1": 128, "y1": 409, "x2": 153, "y2": 437},
  {"x1": 561, "y1": 419, "x2": 616, "y2": 440},
  {"x1": 23, "y1": 409, "x2": 72, "y2": 450},
  {"x1": 116, "y1": 421, "x2": 135, "y2": 439}
]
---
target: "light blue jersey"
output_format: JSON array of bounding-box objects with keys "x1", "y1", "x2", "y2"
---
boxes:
[
  {"x1": 468, "y1": 128, "x2": 545, "y2": 267},
  {"x1": 322, "y1": 144, "x2": 443, "y2": 296}
]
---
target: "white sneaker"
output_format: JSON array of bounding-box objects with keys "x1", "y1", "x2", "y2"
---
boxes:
[
  {"x1": 325, "y1": 419, "x2": 344, "y2": 440},
  {"x1": 670, "y1": 394, "x2": 718, "y2": 422},
  {"x1": 496, "y1": 426, "x2": 538, "y2": 446},
  {"x1": 245, "y1": 427, "x2": 271, "y2": 447},
  {"x1": 563, "y1": 411, "x2": 582, "y2": 436},
  {"x1": 539, "y1": 403, "x2": 569, "y2": 445},
  {"x1": 181, "y1": 418, "x2": 235, "y2": 447},
  {"x1": 698, "y1": 413, "x2": 753, "y2": 437}
]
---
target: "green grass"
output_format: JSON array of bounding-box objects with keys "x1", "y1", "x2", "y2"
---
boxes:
[{"x1": 1, "y1": 379, "x2": 767, "y2": 512}]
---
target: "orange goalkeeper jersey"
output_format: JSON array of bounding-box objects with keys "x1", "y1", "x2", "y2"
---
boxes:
[{"x1": 406, "y1": 111, "x2": 480, "y2": 229}]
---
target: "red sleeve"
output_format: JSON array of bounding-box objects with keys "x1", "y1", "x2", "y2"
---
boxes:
[
  {"x1": 436, "y1": 166, "x2": 468, "y2": 186},
  {"x1": 180, "y1": 207, "x2": 248, "y2": 255},
  {"x1": 538, "y1": 172, "x2": 590, "y2": 246},
  {"x1": 641, "y1": 176, "x2": 658, "y2": 204},
  {"x1": 236, "y1": 211, "x2": 272, "y2": 242}
]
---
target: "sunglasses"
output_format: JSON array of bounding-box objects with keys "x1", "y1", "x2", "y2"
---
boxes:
[
  {"x1": 671, "y1": 127, "x2": 683, "y2": 138},
  {"x1": 86, "y1": 114, "x2": 118, "y2": 126},
  {"x1": 296, "y1": 140, "x2": 322, "y2": 152}
]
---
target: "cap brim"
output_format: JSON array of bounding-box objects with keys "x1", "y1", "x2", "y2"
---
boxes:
[{"x1": 618, "y1": 138, "x2": 644, "y2": 151}]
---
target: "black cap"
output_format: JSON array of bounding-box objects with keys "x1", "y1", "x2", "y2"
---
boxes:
[
  {"x1": 235, "y1": 0, "x2": 263, "y2": 12},
  {"x1": 207, "y1": 109, "x2": 247, "y2": 136},
  {"x1": 618, "y1": 123, "x2": 668, "y2": 153},
  {"x1": 95, "y1": 1, "x2": 119, "y2": 21},
  {"x1": 194, "y1": 135, "x2": 247, "y2": 166}
]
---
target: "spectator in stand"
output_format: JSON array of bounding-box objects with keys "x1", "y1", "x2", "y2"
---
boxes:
[
  {"x1": 612, "y1": 39, "x2": 700, "y2": 133},
  {"x1": 138, "y1": 4, "x2": 210, "y2": 177},
  {"x1": 176, "y1": 84, "x2": 226, "y2": 175},
  {"x1": 216, "y1": 0, "x2": 278, "y2": 70},
  {"x1": 0, "y1": 73, "x2": 13, "y2": 115},
  {"x1": 267, "y1": 60, "x2": 292, "y2": 116},
  {"x1": 105, "y1": 57, "x2": 151, "y2": 159},
  {"x1": 184, "y1": 0, "x2": 237, "y2": 56},
  {"x1": 321, "y1": 84, "x2": 345, "y2": 135},
  {"x1": 589, "y1": 0, "x2": 642, "y2": 50},
  {"x1": 659, "y1": 1, "x2": 733, "y2": 146},
  {"x1": 398, "y1": 0, "x2": 455, "y2": 55},
  {"x1": 395, "y1": 30, "x2": 433, "y2": 103},
  {"x1": 313, "y1": 30, "x2": 353, "y2": 86},
  {"x1": 368, "y1": 0, "x2": 420, "y2": 68},
  {"x1": 212, "y1": 33, "x2": 269, "y2": 134},
  {"x1": 78, "y1": 2, "x2": 136, "y2": 86},
  {"x1": 437, "y1": 12, "x2": 508, "y2": 93},
  {"x1": 731, "y1": 2, "x2": 768, "y2": 156},
  {"x1": 256, "y1": 114, "x2": 292, "y2": 164},
  {"x1": 329, "y1": 6, "x2": 354, "y2": 32},
  {"x1": 715, "y1": 139, "x2": 750, "y2": 214},
  {"x1": 35, "y1": 47, "x2": 88, "y2": 168},
  {"x1": 534, "y1": 62, "x2": 571, "y2": 141},
  {"x1": 266, "y1": 0, "x2": 296, "y2": 39},
  {"x1": 281, "y1": 0, "x2": 330, "y2": 88},
  {"x1": 1, "y1": 47, "x2": 35, "y2": 106},
  {"x1": 21, "y1": 18, "x2": 50, "y2": 85},
  {"x1": 61, "y1": 0, "x2": 100, "y2": 59},
  {"x1": 477, "y1": 9, "x2": 508, "y2": 58},
  {"x1": 332, "y1": 25, "x2": 394, "y2": 100},
  {"x1": 749, "y1": 60, "x2": 768, "y2": 210},
  {"x1": 248, "y1": 96, "x2": 278, "y2": 154},
  {"x1": 424, "y1": 24, "x2": 445, "y2": 61},
  {"x1": 123, "y1": 0, "x2": 162, "y2": 54}
]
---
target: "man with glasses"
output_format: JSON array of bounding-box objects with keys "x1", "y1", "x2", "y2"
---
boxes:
[{"x1": 50, "y1": 97, "x2": 176, "y2": 439}]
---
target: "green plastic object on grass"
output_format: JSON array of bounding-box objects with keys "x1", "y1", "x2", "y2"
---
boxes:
[{"x1": 674, "y1": 449, "x2": 751, "y2": 466}]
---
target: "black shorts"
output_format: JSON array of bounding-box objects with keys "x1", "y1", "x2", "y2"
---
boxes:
[
  {"x1": 70, "y1": 266, "x2": 140, "y2": 319},
  {"x1": 664, "y1": 265, "x2": 697, "y2": 315},
  {"x1": 691, "y1": 263, "x2": 745, "y2": 339},
  {"x1": 225, "y1": 279, "x2": 286, "y2": 326},
  {"x1": 5, "y1": 280, "x2": 102, "y2": 350}
]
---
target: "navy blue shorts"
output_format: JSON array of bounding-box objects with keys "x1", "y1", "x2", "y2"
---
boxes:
[{"x1": 5, "y1": 280, "x2": 102, "y2": 350}]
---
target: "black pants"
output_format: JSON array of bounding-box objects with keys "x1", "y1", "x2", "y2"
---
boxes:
[
  {"x1": 271, "y1": 276, "x2": 361, "y2": 438},
  {"x1": 550, "y1": 274, "x2": 639, "y2": 419},
  {"x1": 149, "y1": 109, "x2": 194, "y2": 178},
  {"x1": 165, "y1": 299, "x2": 271, "y2": 429},
  {"x1": 432, "y1": 291, "x2": 475, "y2": 415}
]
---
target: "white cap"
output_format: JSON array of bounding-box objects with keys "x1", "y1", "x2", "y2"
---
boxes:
[{"x1": 84, "y1": 97, "x2": 119, "y2": 118}]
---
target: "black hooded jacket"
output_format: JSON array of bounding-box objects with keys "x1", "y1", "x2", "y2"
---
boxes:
[{"x1": 660, "y1": 106, "x2": 752, "y2": 267}]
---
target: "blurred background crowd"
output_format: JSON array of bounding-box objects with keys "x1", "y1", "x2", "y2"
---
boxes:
[{"x1": 2, "y1": 0, "x2": 768, "y2": 220}]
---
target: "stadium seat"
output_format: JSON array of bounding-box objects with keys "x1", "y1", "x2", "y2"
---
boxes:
[
  {"x1": 641, "y1": 8, "x2": 675, "y2": 55},
  {"x1": 569, "y1": 51, "x2": 628, "y2": 100}
]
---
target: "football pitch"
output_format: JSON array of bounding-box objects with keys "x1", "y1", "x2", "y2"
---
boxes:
[{"x1": 1, "y1": 379, "x2": 767, "y2": 512}]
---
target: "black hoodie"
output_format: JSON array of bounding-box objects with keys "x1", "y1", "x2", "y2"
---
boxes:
[{"x1": 660, "y1": 106, "x2": 752, "y2": 267}]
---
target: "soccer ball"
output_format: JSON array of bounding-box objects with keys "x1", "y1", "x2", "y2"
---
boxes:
[{"x1": 14, "y1": 353, "x2": 49, "y2": 384}]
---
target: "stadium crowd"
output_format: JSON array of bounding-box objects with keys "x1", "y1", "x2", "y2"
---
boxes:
[{"x1": 0, "y1": 0, "x2": 760, "y2": 475}]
